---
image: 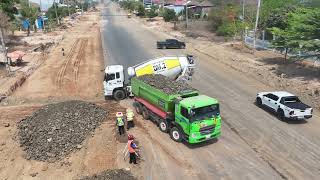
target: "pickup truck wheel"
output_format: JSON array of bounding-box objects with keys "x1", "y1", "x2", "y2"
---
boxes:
[
  {"x1": 142, "y1": 107, "x2": 150, "y2": 120},
  {"x1": 159, "y1": 120, "x2": 168, "y2": 133},
  {"x1": 170, "y1": 127, "x2": 182, "y2": 142},
  {"x1": 134, "y1": 103, "x2": 143, "y2": 115},
  {"x1": 277, "y1": 109, "x2": 285, "y2": 120},
  {"x1": 113, "y1": 90, "x2": 126, "y2": 101},
  {"x1": 256, "y1": 97, "x2": 262, "y2": 107}
]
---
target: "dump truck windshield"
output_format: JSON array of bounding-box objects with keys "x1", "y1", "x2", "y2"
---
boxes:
[{"x1": 190, "y1": 104, "x2": 220, "y2": 121}]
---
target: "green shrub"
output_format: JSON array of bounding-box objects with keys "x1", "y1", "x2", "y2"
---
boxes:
[
  {"x1": 136, "y1": 3, "x2": 145, "y2": 16},
  {"x1": 163, "y1": 8, "x2": 176, "y2": 22}
]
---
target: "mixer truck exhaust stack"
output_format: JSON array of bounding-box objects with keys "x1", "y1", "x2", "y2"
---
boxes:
[{"x1": 103, "y1": 55, "x2": 196, "y2": 100}]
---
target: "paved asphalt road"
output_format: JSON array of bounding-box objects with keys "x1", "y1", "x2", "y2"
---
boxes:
[{"x1": 101, "y1": 1, "x2": 320, "y2": 180}]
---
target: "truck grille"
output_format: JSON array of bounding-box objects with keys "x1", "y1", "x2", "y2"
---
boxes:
[{"x1": 200, "y1": 125, "x2": 215, "y2": 135}]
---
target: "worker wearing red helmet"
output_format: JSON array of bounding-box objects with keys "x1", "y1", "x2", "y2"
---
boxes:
[{"x1": 127, "y1": 134, "x2": 138, "y2": 164}]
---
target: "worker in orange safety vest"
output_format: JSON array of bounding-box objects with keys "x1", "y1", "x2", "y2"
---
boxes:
[{"x1": 127, "y1": 134, "x2": 138, "y2": 164}]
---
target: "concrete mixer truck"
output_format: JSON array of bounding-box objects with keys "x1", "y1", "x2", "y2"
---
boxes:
[{"x1": 103, "y1": 55, "x2": 195, "y2": 100}]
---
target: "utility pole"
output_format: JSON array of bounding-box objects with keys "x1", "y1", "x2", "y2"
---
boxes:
[
  {"x1": 67, "y1": 0, "x2": 70, "y2": 16},
  {"x1": 186, "y1": 5, "x2": 188, "y2": 29},
  {"x1": 0, "y1": 27, "x2": 10, "y2": 73},
  {"x1": 242, "y1": 0, "x2": 245, "y2": 22},
  {"x1": 185, "y1": 1, "x2": 191, "y2": 29},
  {"x1": 253, "y1": 0, "x2": 261, "y2": 48},
  {"x1": 54, "y1": 0, "x2": 60, "y2": 25}
]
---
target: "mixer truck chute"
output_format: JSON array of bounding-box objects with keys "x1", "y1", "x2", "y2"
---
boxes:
[{"x1": 103, "y1": 55, "x2": 195, "y2": 100}]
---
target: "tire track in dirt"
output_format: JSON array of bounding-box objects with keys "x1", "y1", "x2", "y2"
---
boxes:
[
  {"x1": 55, "y1": 38, "x2": 88, "y2": 95},
  {"x1": 56, "y1": 39, "x2": 80, "y2": 90},
  {"x1": 73, "y1": 38, "x2": 88, "y2": 92}
]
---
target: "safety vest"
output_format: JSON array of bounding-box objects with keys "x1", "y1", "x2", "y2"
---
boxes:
[
  {"x1": 127, "y1": 111, "x2": 134, "y2": 121},
  {"x1": 117, "y1": 117, "x2": 124, "y2": 126},
  {"x1": 127, "y1": 140, "x2": 135, "y2": 153}
]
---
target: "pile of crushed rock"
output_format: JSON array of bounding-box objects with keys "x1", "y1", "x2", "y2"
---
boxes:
[
  {"x1": 79, "y1": 169, "x2": 136, "y2": 180},
  {"x1": 18, "y1": 100, "x2": 107, "y2": 162}
]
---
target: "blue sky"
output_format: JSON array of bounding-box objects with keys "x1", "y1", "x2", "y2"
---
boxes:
[{"x1": 30, "y1": 0, "x2": 55, "y2": 10}]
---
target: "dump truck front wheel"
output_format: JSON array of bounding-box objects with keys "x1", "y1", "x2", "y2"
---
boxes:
[{"x1": 170, "y1": 127, "x2": 182, "y2": 142}]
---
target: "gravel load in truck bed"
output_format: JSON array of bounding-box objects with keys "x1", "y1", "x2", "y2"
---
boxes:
[
  {"x1": 136, "y1": 74, "x2": 195, "y2": 94},
  {"x1": 17, "y1": 100, "x2": 107, "y2": 162},
  {"x1": 78, "y1": 169, "x2": 136, "y2": 180}
]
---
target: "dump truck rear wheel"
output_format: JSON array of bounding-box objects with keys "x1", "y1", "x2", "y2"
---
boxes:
[
  {"x1": 142, "y1": 107, "x2": 150, "y2": 120},
  {"x1": 113, "y1": 90, "x2": 125, "y2": 101},
  {"x1": 170, "y1": 127, "x2": 182, "y2": 142},
  {"x1": 159, "y1": 120, "x2": 168, "y2": 133}
]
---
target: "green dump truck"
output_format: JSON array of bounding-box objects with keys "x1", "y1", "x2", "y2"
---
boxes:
[{"x1": 132, "y1": 75, "x2": 221, "y2": 144}]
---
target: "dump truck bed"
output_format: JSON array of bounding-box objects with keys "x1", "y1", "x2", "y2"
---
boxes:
[{"x1": 131, "y1": 75, "x2": 198, "y2": 112}]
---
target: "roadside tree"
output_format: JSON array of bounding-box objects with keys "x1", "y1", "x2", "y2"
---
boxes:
[
  {"x1": 146, "y1": 5, "x2": 158, "y2": 19},
  {"x1": 271, "y1": 8, "x2": 320, "y2": 61},
  {"x1": 20, "y1": 0, "x2": 40, "y2": 36},
  {"x1": 0, "y1": 0, "x2": 19, "y2": 20},
  {"x1": 163, "y1": 8, "x2": 176, "y2": 22}
]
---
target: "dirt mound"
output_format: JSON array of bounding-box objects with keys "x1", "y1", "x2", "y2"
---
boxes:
[
  {"x1": 136, "y1": 74, "x2": 196, "y2": 94},
  {"x1": 79, "y1": 169, "x2": 136, "y2": 180},
  {"x1": 18, "y1": 100, "x2": 107, "y2": 162}
]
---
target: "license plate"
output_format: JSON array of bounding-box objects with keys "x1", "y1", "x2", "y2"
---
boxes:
[
  {"x1": 298, "y1": 116, "x2": 304, "y2": 119},
  {"x1": 206, "y1": 134, "x2": 211, "y2": 139}
]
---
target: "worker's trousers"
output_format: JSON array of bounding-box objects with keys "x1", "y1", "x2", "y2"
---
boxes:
[
  {"x1": 127, "y1": 121, "x2": 134, "y2": 130},
  {"x1": 118, "y1": 125, "x2": 125, "y2": 135},
  {"x1": 129, "y1": 152, "x2": 137, "y2": 164}
]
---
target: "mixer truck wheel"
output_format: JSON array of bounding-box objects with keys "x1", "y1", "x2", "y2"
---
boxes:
[
  {"x1": 142, "y1": 107, "x2": 150, "y2": 120},
  {"x1": 159, "y1": 120, "x2": 168, "y2": 133},
  {"x1": 170, "y1": 127, "x2": 182, "y2": 142},
  {"x1": 113, "y1": 90, "x2": 125, "y2": 101}
]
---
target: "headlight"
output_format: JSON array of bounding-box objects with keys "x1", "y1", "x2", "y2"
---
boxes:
[{"x1": 191, "y1": 133, "x2": 197, "y2": 138}]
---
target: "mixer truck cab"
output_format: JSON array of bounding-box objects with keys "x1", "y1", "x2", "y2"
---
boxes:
[
  {"x1": 175, "y1": 95, "x2": 221, "y2": 143},
  {"x1": 103, "y1": 65, "x2": 128, "y2": 100}
]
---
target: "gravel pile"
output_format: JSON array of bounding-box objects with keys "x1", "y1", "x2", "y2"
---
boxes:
[
  {"x1": 79, "y1": 169, "x2": 136, "y2": 180},
  {"x1": 136, "y1": 74, "x2": 195, "y2": 94},
  {"x1": 18, "y1": 100, "x2": 107, "y2": 162}
]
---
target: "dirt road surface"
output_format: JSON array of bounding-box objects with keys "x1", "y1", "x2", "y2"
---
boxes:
[
  {"x1": 1, "y1": 1, "x2": 320, "y2": 180},
  {"x1": 101, "y1": 1, "x2": 320, "y2": 180},
  {"x1": 11, "y1": 13, "x2": 104, "y2": 103},
  {"x1": 0, "y1": 11, "x2": 133, "y2": 180}
]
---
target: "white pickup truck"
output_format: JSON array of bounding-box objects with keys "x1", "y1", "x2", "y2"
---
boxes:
[{"x1": 256, "y1": 91, "x2": 313, "y2": 120}]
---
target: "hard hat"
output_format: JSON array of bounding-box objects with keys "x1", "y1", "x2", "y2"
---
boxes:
[
  {"x1": 128, "y1": 134, "x2": 134, "y2": 140},
  {"x1": 116, "y1": 112, "x2": 123, "y2": 117}
]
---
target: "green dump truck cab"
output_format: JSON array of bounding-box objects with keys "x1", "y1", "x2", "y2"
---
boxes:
[
  {"x1": 132, "y1": 75, "x2": 221, "y2": 144},
  {"x1": 173, "y1": 95, "x2": 221, "y2": 143}
]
